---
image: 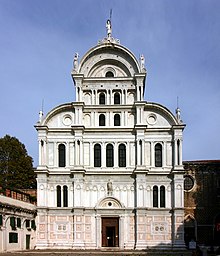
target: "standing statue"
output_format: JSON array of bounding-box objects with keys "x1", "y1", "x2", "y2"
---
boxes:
[
  {"x1": 39, "y1": 110, "x2": 43, "y2": 123},
  {"x1": 73, "y1": 52, "x2": 79, "y2": 71},
  {"x1": 107, "y1": 180, "x2": 113, "y2": 196},
  {"x1": 140, "y1": 54, "x2": 145, "y2": 70},
  {"x1": 106, "y1": 19, "x2": 112, "y2": 39},
  {"x1": 176, "y1": 107, "x2": 181, "y2": 123}
]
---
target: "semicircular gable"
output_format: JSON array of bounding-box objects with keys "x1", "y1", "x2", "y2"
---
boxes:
[
  {"x1": 96, "y1": 196, "x2": 123, "y2": 208},
  {"x1": 78, "y1": 44, "x2": 140, "y2": 77},
  {"x1": 144, "y1": 102, "x2": 178, "y2": 127},
  {"x1": 41, "y1": 103, "x2": 75, "y2": 128}
]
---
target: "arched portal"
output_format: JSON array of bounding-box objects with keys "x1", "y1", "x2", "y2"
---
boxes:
[
  {"x1": 184, "y1": 215, "x2": 197, "y2": 247},
  {"x1": 97, "y1": 197, "x2": 122, "y2": 247}
]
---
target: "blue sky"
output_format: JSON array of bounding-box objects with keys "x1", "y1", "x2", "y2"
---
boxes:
[{"x1": 0, "y1": 0, "x2": 219, "y2": 165}]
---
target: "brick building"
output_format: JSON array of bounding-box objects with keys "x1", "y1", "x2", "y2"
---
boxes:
[{"x1": 184, "y1": 160, "x2": 220, "y2": 247}]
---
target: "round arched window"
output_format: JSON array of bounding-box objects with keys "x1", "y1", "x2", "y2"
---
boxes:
[
  {"x1": 105, "y1": 71, "x2": 114, "y2": 77},
  {"x1": 184, "y1": 175, "x2": 194, "y2": 191}
]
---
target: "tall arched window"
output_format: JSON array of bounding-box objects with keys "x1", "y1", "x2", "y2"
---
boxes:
[
  {"x1": 114, "y1": 93, "x2": 120, "y2": 104},
  {"x1": 119, "y1": 144, "x2": 126, "y2": 167},
  {"x1": 58, "y1": 144, "x2": 66, "y2": 167},
  {"x1": 153, "y1": 186, "x2": 158, "y2": 207},
  {"x1": 99, "y1": 93, "x2": 105, "y2": 105},
  {"x1": 114, "y1": 114, "x2": 120, "y2": 126},
  {"x1": 99, "y1": 114, "x2": 105, "y2": 126},
  {"x1": 177, "y1": 139, "x2": 180, "y2": 165},
  {"x1": 94, "y1": 144, "x2": 101, "y2": 167},
  {"x1": 63, "y1": 185, "x2": 68, "y2": 207},
  {"x1": 106, "y1": 144, "x2": 114, "y2": 167},
  {"x1": 57, "y1": 185, "x2": 61, "y2": 207},
  {"x1": 155, "y1": 143, "x2": 162, "y2": 167},
  {"x1": 160, "y1": 186, "x2": 165, "y2": 208}
]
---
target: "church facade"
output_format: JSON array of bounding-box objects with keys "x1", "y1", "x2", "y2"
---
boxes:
[{"x1": 35, "y1": 21, "x2": 186, "y2": 250}]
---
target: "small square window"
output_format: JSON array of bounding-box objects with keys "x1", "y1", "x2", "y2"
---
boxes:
[{"x1": 9, "y1": 232, "x2": 18, "y2": 243}]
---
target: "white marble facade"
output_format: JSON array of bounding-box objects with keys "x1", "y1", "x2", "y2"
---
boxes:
[{"x1": 35, "y1": 21, "x2": 185, "y2": 250}]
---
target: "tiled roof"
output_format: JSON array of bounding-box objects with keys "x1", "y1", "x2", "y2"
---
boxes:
[{"x1": 183, "y1": 160, "x2": 220, "y2": 165}]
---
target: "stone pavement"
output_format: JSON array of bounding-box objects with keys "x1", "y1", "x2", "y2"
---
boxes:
[{"x1": 0, "y1": 249, "x2": 192, "y2": 256}]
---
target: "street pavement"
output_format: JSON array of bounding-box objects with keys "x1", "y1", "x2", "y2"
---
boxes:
[{"x1": 0, "y1": 249, "x2": 192, "y2": 256}]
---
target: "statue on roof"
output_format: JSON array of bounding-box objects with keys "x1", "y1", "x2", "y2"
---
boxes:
[
  {"x1": 73, "y1": 52, "x2": 79, "y2": 71},
  {"x1": 39, "y1": 110, "x2": 43, "y2": 123},
  {"x1": 106, "y1": 19, "x2": 112, "y2": 40},
  {"x1": 140, "y1": 54, "x2": 145, "y2": 71},
  {"x1": 176, "y1": 107, "x2": 182, "y2": 123},
  {"x1": 176, "y1": 97, "x2": 183, "y2": 124},
  {"x1": 98, "y1": 16, "x2": 120, "y2": 45}
]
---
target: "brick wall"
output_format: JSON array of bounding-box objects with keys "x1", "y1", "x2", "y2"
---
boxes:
[{"x1": 184, "y1": 160, "x2": 220, "y2": 245}]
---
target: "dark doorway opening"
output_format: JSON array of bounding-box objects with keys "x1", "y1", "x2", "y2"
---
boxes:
[
  {"x1": 214, "y1": 214, "x2": 220, "y2": 245},
  {"x1": 102, "y1": 217, "x2": 119, "y2": 247},
  {"x1": 106, "y1": 226, "x2": 115, "y2": 247},
  {"x1": 26, "y1": 234, "x2": 30, "y2": 249},
  {"x1": 184, "y1": 216, "x2": 196, "y2": 247}
]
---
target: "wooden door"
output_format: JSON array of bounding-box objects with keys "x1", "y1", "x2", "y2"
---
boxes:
[{"x1": 102, "y1": 217, "x2": 119, "y2": 247}]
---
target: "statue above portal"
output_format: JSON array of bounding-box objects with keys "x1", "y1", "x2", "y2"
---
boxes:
[{"x1": 107, "y1": 180, "x2": 113, "y2": 196}]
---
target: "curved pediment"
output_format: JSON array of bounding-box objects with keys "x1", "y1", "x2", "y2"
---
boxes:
[
  {"x1": 96, "y1": 197, "x2": 123, "y2": 208},
  {"x1": 40, "y1": 103, "x2": 75, "y2": 128},
  {"x1": 78, "y1": 44, "x2": 141, "y2": 78},
  {"x1": 144, "y1": 102, "x2": 179, "y2": 127}
]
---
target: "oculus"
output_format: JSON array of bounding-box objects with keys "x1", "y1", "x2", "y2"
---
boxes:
[
  {"x1": 63, "y1": 115, "x2": 72, "y2": 126},
  {"x1": 147, "y1": 114, "x2": 157, "y2": 125},
  {"x1": 184, "y1": 175, "x2": 194, "y2": 191}
]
